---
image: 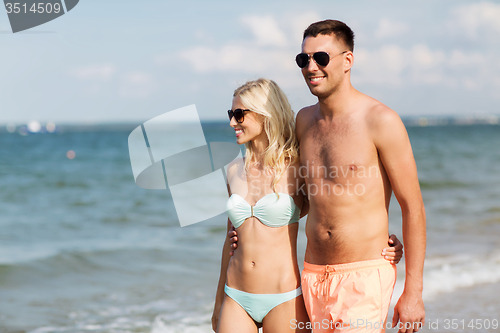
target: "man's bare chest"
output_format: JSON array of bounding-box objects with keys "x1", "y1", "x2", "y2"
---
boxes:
[{"x1": 299, "y1": 124, "x2": 377, "y2": 182}]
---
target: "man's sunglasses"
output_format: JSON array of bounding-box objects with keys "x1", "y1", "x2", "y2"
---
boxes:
[
  {"x1": 228, "y1": 108, "x2": 251, "y2": 123},
  {"x1": 295, "y1": 51, "x2": 347, "y2": 68}
]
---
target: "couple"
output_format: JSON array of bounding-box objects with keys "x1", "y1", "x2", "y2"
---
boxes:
[{"x1": 212, "y1": 20, "x2": 426, "y2": 333}]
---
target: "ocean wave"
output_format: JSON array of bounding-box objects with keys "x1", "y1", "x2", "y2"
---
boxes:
[
  {"x1": 151, "y1": 312, "x2": 212, "y2": 333},
  {"x1": 0, "y1": 246, "x2": 187, "y2": 280},
  {"x1": 423, "y1": 252, "x2": 500, "y2": 300},
  {"x1": 391, "y1": 252, "x2": 500, "y2": 305},
  {"x1": 25, "y1": 301, "x2": 211, "y2": 333},
  {"x1": 28, "y1": 317, "x2": 152, "y2": 333},
  {"x1": 419, "y1": 180, "x2": 471, "y2": 189}
]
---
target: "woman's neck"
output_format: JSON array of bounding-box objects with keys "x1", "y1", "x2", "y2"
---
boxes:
[{"x1": 249, "y1": 134, "x2": 269, "y2": 166}]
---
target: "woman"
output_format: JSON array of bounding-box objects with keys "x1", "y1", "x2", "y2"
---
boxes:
[{"x1": 211, "y1": 79, "x2": 401, "y2": 333}]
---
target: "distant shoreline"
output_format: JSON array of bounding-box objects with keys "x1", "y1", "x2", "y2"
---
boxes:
[{"x1": 0, "y1": 115, "x2": 499, "y2": 134}]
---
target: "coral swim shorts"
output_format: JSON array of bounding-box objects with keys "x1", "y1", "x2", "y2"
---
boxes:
[{"x1": 301, "y1": 259, "x2": 397, "y2": 332}]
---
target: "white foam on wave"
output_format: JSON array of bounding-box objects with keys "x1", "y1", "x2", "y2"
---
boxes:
[
  {"x1": 28, "y1": 300, "x2": 185, "y2": 333},
  {"x1": 28, "y1": 316, "x2": 152, "y2": 333},
  {"x1": 390, "y1": 251, "x2": 500, "y2": 305},
  {"x1": 28, "y1": 316, "x2": 154, "y2": 333},
  {"x1": 423, "y1": 252, "x2": 500, "y2": 300},
  {"x1": 0, "y1": 245, "x2": 59, "y2": 265},
  {"x1": 97, "y1": 299, "x2": 177, "y2": 317},
  {"x1": 28, "y1": 327, "x2": 67, "y2": 333},
  {"x1": 150, "y1": 312, "x2": 212, "y2": 333}
]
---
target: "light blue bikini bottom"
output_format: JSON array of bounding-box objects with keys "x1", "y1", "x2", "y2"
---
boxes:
[{"x1": 224, "y1": 284, "x2": 302, "y2": 323}]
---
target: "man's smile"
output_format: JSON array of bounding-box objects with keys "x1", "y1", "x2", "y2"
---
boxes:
[{"x1": 308, "y1": 75, "x2": 326, "y2": 84}]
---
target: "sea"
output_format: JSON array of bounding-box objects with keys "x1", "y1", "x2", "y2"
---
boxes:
[{"x1": 1, "y1": 120, "x2": 499, "y2": 333}]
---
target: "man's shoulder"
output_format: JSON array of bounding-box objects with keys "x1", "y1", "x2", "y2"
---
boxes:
[
  {"x1": 362, "y1": 96, "x2": 402, "y2": 131},
  {"x1": 296, "y1": 104, "x2": 317, "y2": 138},
  {"x1": 286, "y1": 160, "x2": 301, "y2": 171},
  {"x1": 358, "y1": 95, "x2": 407, "y2": 145},
  {"x1": 296, "y1": 104, "x2": 316, "y2": 121}
]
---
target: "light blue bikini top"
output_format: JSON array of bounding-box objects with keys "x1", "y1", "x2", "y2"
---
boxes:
[{"x1": 226, "y1": 192, "x2": 300, "y2": 228}]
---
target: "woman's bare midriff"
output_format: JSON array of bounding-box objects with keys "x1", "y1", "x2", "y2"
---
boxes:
[{"x1": 226, "y1": 217, "x2": 301, "y2": 294}]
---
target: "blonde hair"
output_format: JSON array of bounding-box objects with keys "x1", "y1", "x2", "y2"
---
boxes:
[{"x1": 233, "y1": 78, "x2": 299, "y2": 192}]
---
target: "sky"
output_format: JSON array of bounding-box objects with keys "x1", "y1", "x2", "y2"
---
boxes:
[{"x1": 1, "y1": 0, "x2": 499, "y2": 124}]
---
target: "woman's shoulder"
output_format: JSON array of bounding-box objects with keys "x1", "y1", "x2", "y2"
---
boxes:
[
  {"x1": 226, "y1": 157, "x2": 244, "y2": 177},
  {"x1": 281, "y1": 161, "x2": 304, "y2": 184},
  {"x1": 228, "y1": 157, "x2": 244, "y2": 168}
]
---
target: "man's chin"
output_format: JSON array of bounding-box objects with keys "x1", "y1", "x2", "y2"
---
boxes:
[{"x1": 308, "y1": 85, "x2": 328, "y2": 98}]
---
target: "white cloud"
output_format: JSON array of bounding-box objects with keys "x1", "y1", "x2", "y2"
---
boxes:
[
  {"x1": 181, "y1": 44, "x2": 295, "y2": 74},
  {"x1": 281, "y1": 11, "x2": 322, "y2": 47},
  {"x1": 462, "y1": 78, "x2": 481, "y2": 91},
  {"x1": 241, "y1": 15, "x2": 288, "y2": 47},
  {"x1": 448, "y1": 50, "x2": 484, "y2": 68},
  {"x1": 172, "y1": 9, "x2": 499, "y2": 105},
  {"x1": 179, "y1": 44, "x2": 295, "y2": 74},
  {"x1": 353, "y1": 44, "x2": 498, "y2": 90},
  {"x1": 408, "y1": 45, "x2": 446, "y2": 85},
  {"x1": 69, "y1": 66, "x2": 157, "y2": 98},
  {"x1": 354, "y1": 45, "x2": 409, "y2": 85},
  {"x1": 180, "y1": 45, "x2": 244, "y2": 73},
  {"x1": 411, "y1": 44, "x2": 445, "y2": 68},
  {"x1": 447, "y1": 2, "x2": 500, "y2": 40},
  {"x1": 70, "y1": 64, "x2": 115, "y2": 81},
  {"x1": 176, "y1": 12, "x2": 320, "y2": 82},
  {"x1": 194, "y1": 29, "x2": 214, "y2": 43},
  {"x1": 153, "y1": 53, "x2": 177, "y2": 67},
  {"x1": 168, "y1": 11, "x2": 322, "y2": 75},
  {"x1": 493, "y1": 76, "x2": 500, "y2": 88},
  {"x1": 374, "y1": 19, "x2": 409, "y2": 39},
  {"x1": 119, "y1": 71, "x2": 156, "y2": 98}
]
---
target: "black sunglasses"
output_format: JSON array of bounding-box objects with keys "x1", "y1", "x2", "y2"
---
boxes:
[
  {"x1": 228, "y1": 108, "x2": 251, "y2": 123},
  {"x1": 295, "y1": 51, "x2": 347, "y2": 68}
]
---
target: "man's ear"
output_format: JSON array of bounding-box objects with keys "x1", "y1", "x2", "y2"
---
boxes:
[{"x1": 344, "y1": 51, "x2": 354, "y2": 72}]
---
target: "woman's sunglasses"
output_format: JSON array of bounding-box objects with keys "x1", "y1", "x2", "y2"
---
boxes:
[
  {"x1": 295, "y1": 51, "x2": 347, "y2": 68},
  {"x1": 228, "y1": 108, "x2": 251, "y2": 123}
]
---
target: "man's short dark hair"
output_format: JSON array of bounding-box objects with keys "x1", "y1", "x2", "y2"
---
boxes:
[{"x1": 303, "y1": 19, "x2": 355, "y2": 51}]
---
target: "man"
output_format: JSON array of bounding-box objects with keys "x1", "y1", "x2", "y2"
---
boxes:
[{"x1": 231, "y1": 20, "x2": 425, "y2": 333}]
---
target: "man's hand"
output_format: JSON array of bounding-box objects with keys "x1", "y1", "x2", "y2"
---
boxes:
[
  {"x1": 228, "y1": 225, "x2": 238, "y2": 256},
  {"x1": 392, "y1": 291, "x2": 425, "y2": 333},
  {"x1": 382, "y1": 234, "x2": 404, "y2": 264}
]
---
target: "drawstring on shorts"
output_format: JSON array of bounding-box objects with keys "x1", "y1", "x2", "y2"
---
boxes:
[{"x1": 315, "y1": 265, "x2": 336, "y2": 301}]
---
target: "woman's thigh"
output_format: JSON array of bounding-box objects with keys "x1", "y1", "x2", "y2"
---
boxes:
[
  {"x1": 262, "y1": 294, "x2": 311, "y2": 333},
  {"x1": 217, "y1": 294, "x2": 259, "y2": 333}
]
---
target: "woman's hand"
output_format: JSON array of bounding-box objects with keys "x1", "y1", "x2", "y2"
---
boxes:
[
  {"x1": 382, "y1": 234, "x2": 404, "y2": 264},
  {"x1": 211, "y1": 301, "x2": 222, "y2": 332},
  {"x1": 228, "y1": 226, "x2": 238, "y2": 256}
]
